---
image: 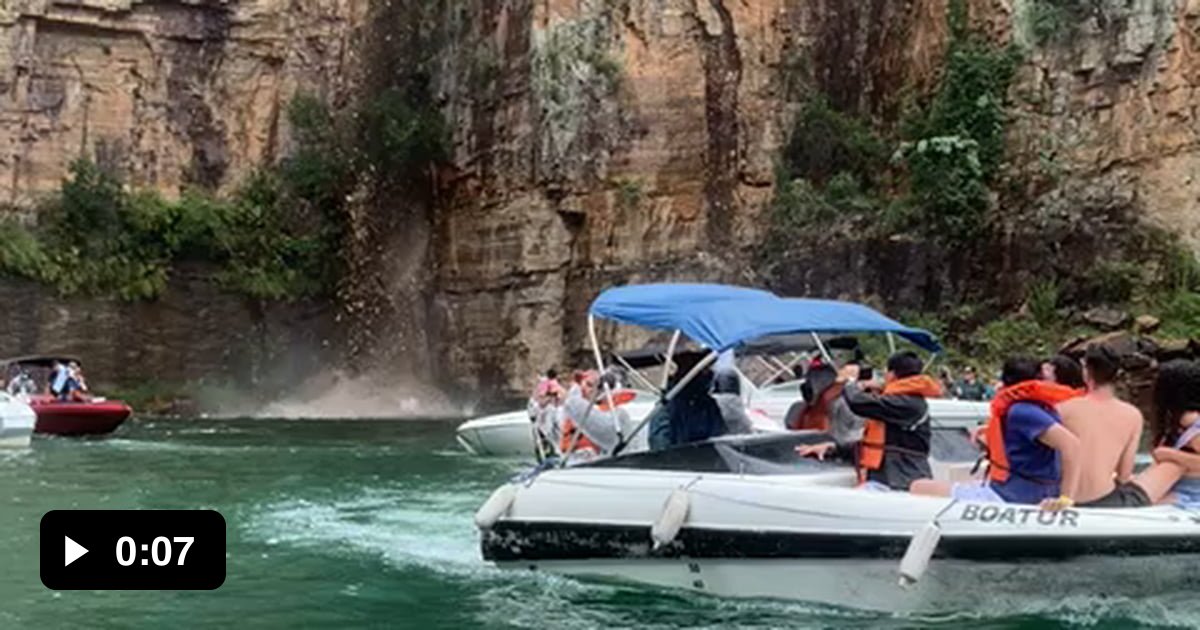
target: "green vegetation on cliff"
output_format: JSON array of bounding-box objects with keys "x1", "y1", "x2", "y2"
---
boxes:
[
  {"x1": 0, "y1": 90, "x2": 446, "y2": 302},
  {"x1": 766, "y1": 0, "x2": 1200, "y2": 370},
  {"x1": 767, "y1": 0, "x2": 1020, "y2": 251}
]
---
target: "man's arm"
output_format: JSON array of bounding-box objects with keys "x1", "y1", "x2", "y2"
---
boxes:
[
  {"x1": 1038, "y1": 423, "x2": 1082, "y2": 502},
  {"x1": 842, "y1": 383, "x2": 927, "y2": 429}
]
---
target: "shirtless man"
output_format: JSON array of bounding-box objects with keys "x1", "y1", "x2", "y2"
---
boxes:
[{"x1": 1061, "y1": 344, "x2": 1147, "y2": 507}]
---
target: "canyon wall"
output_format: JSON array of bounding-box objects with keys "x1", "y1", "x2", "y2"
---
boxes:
[
  {"x1": 0, "y1": 0, "x2": 355, "y2": 387},
  {"x1": 429, "y1": 0, "x2": 957, "y2": 396},
  {"x1": 2, "y1": 0, "x2": 1199, "y2": 399}
]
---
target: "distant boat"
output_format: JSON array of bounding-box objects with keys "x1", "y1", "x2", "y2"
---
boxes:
[
  {"x1": 0, "y1": 355, "x2": 132, "y2": 437},
  {"x1": 0, "y1": 392, "x2": 36, "y2": 447}
]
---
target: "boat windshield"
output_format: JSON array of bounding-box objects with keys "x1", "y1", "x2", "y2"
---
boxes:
[{"x1": 584, "y1": 428, "x2": 978, "y2": 475}]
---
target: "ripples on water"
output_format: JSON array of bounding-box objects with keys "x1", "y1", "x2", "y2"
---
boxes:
[{"x1": 0, "y1": 418, "x2": 1197, "y2": 628}]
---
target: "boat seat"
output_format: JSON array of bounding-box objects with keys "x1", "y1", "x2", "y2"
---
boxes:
[{"x1": 932, "y1": 460, "x2": 981, "y2": 483}]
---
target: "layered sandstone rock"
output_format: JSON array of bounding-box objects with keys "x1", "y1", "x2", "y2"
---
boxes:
[
  {"x1": 2, "y1": 0, "x2": 1200, "y2": 401},
  {"x1": 0, "y1": 0, "x2": 361, "y2": 204}
]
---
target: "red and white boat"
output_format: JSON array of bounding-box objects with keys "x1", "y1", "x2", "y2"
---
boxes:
[{"x1": 1, "y1": 356, "x2": 132, "y2": 436}]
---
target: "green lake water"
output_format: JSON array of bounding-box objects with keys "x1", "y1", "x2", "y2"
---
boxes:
[{"x1": 0, "y1": 418, "x2": 1195, "y2": 629}]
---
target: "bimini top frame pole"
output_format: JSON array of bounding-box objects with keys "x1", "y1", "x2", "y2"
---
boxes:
[
  {"x1": 587, "y1": 314, "x2": 623, "y2": 443},
  {"x1": 661, "y1": 330, "x2": 682, "y2": 391},
  {"x1": 610, "y1": 352, "x2": 660, "y2": 392},
  {"x1": 612, "y1": 348, "x2": 718, "y2": 456}
]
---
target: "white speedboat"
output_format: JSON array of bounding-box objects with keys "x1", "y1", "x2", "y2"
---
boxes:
[
  {"x1": 0, "y1": 391, "x2": 37, "y2": 448},
  {"x1": 475, "y1": 283, "x2": 1198, "y2": 611},
  {"x1": 456, "y1": 393, "x2": 659, "y2": 457},
  {"x1": 456, "y1": 388, "x2": 987, "y2": 458},
  {"x1": 478, "y1": 433, "x2": 1200, "y2": 612}
]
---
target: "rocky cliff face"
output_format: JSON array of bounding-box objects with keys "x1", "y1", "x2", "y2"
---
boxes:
[
  {"x1": 0, "y1": 0, "x2": 360, "y2": 204},
  {"x1": 0, "y1": 0, "x2": 356, "y2": 392},
  {"x1": 2, "y1": 0, "x2": 1199, "y2": 400},
  {"x1": 428, "y1": 0, "x2": 954, "y2": 396}
]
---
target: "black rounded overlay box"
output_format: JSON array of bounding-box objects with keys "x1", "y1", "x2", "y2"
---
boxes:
[{"x1": 41, "y1": 510, "x2": 225, "y2": 590}]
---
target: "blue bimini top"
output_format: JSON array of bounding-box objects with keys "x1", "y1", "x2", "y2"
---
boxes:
[{"x1": 589, "y1": 283, "x2": 940, "y2": 353}]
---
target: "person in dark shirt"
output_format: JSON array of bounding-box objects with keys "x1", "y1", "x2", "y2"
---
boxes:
[
  {"x1": 797, "y1": 352, "x2": 943, "y2": 491},
  {"x1": 648, "y1": 353, "x2": 725, "y2": 450}
]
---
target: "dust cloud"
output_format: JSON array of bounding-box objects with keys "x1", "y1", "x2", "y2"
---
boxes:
[{"x1": 213, "y1": 370, "x2": 472, "y2": 420}]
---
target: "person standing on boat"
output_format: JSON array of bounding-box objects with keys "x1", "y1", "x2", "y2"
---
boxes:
[
  {"x1": 528, "y1": 368, "x2": 565, "y2": 454},
  {"x1": 48, "y1": 361, "x2": 70, "y2": 399},
  {"x1": 797, "y1": 352, "x2": 944, "y2": 491},
  {"x1": 912, "y1": 357, "x2": 1083, "y2": 508}
]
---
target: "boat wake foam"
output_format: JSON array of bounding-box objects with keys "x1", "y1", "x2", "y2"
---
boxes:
[{"x1": 245, "y1": 487, "x2": 485, "y2": 574}]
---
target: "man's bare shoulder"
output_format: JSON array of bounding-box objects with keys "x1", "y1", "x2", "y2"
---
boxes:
[
  {"x1": 1112, "y1": 398, "x2": 1145, "y2": 422},
  {"x1": 1056, "y1": 397, "x2": 1089, "y2": 418},
  {"x1": 1057, "y1": 397, "x2": 1086, "y2": 411}
]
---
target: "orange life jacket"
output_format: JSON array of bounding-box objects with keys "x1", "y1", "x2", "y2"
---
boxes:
[
  {"x1": 984, "y1": 380, "x2": 1083, "y2": 483},
  {"x1": 796, "y1": 382, "x2": 844, "y2": 432},
  {"x1": 859, "y1": 375, "x2": 944, "y2": 476},
  {"x1": 559, "y1": 417, "x2": 600, "y2": 454},
  {"x1": 558, "y1": 389, "x2": 636, "y2": 455}
]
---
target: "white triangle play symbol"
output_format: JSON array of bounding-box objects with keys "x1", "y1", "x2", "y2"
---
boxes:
[{"x1": 64, "y1": 536, "x2": 88, "y2": 567}]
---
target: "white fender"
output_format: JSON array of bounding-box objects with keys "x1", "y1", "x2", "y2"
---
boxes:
[
  {"x1": 651, "y1": 487, "x2": 691, "y2": 549},
  {"x1": 475, "y1": 483, "x2": 519, "y2": 530},
  {"x1": 898, "y1": 521, "x2": 941, "y2": 587}
]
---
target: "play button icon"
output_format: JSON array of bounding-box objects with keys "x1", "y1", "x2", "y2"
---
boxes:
[{"x1": 63, "y1": 536, "x2": 88, "y2": 567}]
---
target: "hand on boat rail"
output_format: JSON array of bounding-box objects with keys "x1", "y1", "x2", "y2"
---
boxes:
[{"x1": 795, "y1": 442, "x2": 836, "y2": 461}]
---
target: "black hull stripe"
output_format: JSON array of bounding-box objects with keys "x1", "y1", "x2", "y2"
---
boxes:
[{"x1": 482, "y1": 521, "x2": 1200, "y2": 562}]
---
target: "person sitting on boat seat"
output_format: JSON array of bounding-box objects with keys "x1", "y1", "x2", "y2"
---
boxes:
[
  {"x1": 911, "y1": 357, "x2": 1083, "y2": 508},
  {"x1": 711, "y1": 365, "x2": 753, "y2": 435},
  {"x1": 6, "y1": 367, "x2": 34, "y2": 396},
  {"x1": 1057, "y1": 359, "x2": 1200, "y2": 508},
  {"x1": 68, "y1": 361, "x2": 89, "y2": 398},
  {"x1": 797, "y1": 352, "x2": 943, "y2": 491},
  {"x1": 559, "y1": 370, "x2": 629, "y2": 461},
  {"x1": 1042, "y1": 354, "x2": 1085, "y2": 389},
  {"x1": 783, "y1": 364, "x2": 864, "y2": 445},
  {"x1": 649, "y1": 353, "x2": 726, "y2": 450},
  {"x1": 1061, "y1": 345, "x2": 1147, "y2": 508}
]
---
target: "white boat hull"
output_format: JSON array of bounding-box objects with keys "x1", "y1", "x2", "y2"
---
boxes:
[
  {"x1": 456, "y1": 401, "x2": 657, "y2": 457},
  {"x1": 455, "y1": 411, "x2": 535, "y2": 456},
  {"x1": 0, "y1": 393, "x2": 35, "y2": 448},
  {"x1": 479, "y1": 465, "x2": 1200, "y2": 611}
]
